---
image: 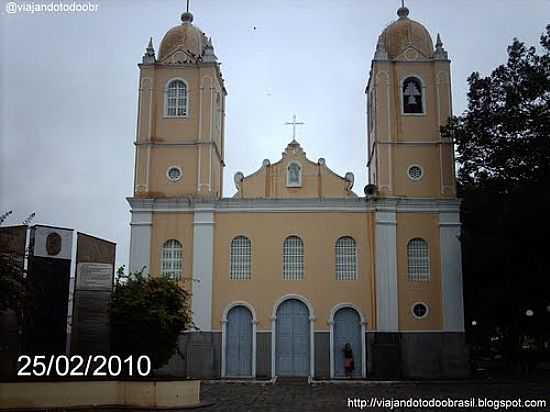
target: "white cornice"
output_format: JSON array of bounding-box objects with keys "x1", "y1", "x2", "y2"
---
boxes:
[
  {"x1": 369, "y1": 329, "x2": 465, "y2": 333},
  {"x1": 127, "y1": 196, "x2": 460, "y2": 214},
  {"x1": 375, "y1": 140, "x2": 453, "y2": 145},
  {"x1": 135, "y1": 141, "x2": 224, "y2": 164}
]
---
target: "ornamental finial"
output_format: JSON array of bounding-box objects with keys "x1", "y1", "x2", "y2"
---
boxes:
[
  {"x1": 181, "y1": 11, "x2": 193, "y2": 23},
  {"x1": 142, "y1": 37, "x2": 156, "y2": 64},
  {"x1": 181, "y1": 0, "x2": 193, "y2": 23},
  {"x1": 397, "y1": 0, "x2": 409, "y2": 19},
  {"x1": 433, "y1": 33, "x2": 449, "y2": 60}
]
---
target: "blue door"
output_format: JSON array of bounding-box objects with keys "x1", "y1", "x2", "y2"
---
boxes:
[
  {"x1": 276, "y1": 299, "x2": 310, "y2": 376},
  {"x1": 226, "y1": 306, "x2": 253, "y2": 377},
  {"x1": 334, "y1": 308, "x2": 362, "y2": 377}
]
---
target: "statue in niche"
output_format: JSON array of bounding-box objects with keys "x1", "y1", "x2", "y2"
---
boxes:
[{"x1": 288, "y1": 163, "x2": 301, "y2": 185}]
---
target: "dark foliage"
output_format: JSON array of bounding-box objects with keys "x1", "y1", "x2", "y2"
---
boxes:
[
  {"x1": 110, "y1": 270, "x2": 192, "y2": 370},
  {"x1": 441, "y1": 25, "x2": 550, "y2": 366},
  {"x1": 0, "y1": 252, "x2": 27, "y2": 318},
  {"x1": 444, "y1": 26, "x2": 550, "y2": 188}
]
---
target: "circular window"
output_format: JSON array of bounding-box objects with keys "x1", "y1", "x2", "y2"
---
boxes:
[
  {"x1": 166, "y1": 166, "x2": 182, "y2": 182},
  {"x1": 407, "y1": 165, "x2": 423, "y2": 181},
  {"x1": 411, "y1": 302, "x2": 429, "y2": 319}
]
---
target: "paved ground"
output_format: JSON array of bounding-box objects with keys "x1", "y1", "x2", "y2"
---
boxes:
[
  {"x1": 200, "y1": 380, "x2": 550, "y2": 412},
  {"x1": 10, "y1": 379, "x2": 549, "y2": 411}
]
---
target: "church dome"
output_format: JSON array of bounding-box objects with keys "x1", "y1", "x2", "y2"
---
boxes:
[
  {"x1": 378, "y1": 6, "x2": 434, "y2": 59},
  {"x1": 158, "y1": 12, "x2": 209, "y2": 61}
]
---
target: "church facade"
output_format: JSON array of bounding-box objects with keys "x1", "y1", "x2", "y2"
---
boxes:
[{"x1": 127, "y1": 5, "x2": 468, "y2": 379}]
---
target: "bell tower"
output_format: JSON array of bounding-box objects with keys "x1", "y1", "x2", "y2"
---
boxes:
[
  {"x1": 133, "y1": 8, "x2": 226, "y2": 200},
  {"x1": 366, "y1": 4, "x2": 455, "y2": 198}
]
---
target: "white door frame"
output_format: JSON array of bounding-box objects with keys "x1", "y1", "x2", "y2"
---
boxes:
[
  {"x1": 328, "y1": 303, "x2": 367, "y2": 378},
  {"x1": 271, "y1": 294, "x2": 316, "y2": 378},
  {"x1": 221, "y1": 301, "x2": 257, "y2": 378}
]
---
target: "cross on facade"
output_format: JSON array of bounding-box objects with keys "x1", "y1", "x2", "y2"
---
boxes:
[{"x1": 285, "y1": 114, "x2": 305, "y2": 140}]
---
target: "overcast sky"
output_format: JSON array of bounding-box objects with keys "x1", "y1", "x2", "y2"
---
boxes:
[{"x1": 1, "y1": 0, "x2": 549, "y2": 270}]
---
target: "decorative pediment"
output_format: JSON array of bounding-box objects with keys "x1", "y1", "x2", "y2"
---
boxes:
[
  {"x1": 160, "y1": 48, "x2": 202, "y2": 65},
  {"x1": 233, "y1": 141, "x2": 357, "y2": 199},
  {"x1": 394, "y1": 45, "x2": 431, "y2": 61}
]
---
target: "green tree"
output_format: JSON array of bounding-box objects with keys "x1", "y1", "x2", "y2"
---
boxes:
[
  {"x1": 442, "y1": 25, "x2": 550, "y2": 368},
  {"x1": 110, "y1": 269, "x2": 192, "y2": 370}
]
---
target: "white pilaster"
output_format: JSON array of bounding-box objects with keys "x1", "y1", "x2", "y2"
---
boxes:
[
  {"x1": 191, "y1": 208, "x2": 215, "y2": 331},
  {"x1": 375, "y1": 210, "x2": 399, "y2": 332},
  {"x1": 270, "y1": 317, "x2": 276, "y2": 378},
  {"x1": 129, "y1": 207, "x2": 152, "y2": 274},
  {"x1": 361, "y1": 321, "x2": 367, "y2": 377},
  {"x1": 329, "y1": 320, "x2": 334, "y2": 378},
  {"x1": 439, "y1": 211, "x2": 465, "y2": 331}
]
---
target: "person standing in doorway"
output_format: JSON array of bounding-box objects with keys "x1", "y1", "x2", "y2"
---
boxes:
[{"x1": 343, "y1": 342, "x2": 354, "y2": 378}]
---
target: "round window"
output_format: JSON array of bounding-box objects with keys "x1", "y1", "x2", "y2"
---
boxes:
[
  {"x1": 407, "y1": 165, "x2": 423, "y2": 181},
  {"x1": 412, "y1": 302, "x2": 429, "y2": 319},
  {"x1": 167, "y1": 166, "x2": 182, "y2": 182}
]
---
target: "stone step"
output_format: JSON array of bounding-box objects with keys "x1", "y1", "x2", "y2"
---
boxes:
[{"x1": 276, "y1": 377, "x2": 309, "y2": 385}]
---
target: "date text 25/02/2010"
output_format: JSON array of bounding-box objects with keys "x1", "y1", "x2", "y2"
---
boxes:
[{"x1": 17, "y1": 355, "x2": 151, "y2": 377}]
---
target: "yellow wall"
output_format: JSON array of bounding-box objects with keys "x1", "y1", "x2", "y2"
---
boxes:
[
  {"x1": 392, "y1": 145, "x2": 441, "y2": 197},
  {"x1": 368, "y1": 57, "x2": 456, "y2": 199},
  {"x1": 212, "y1": 212, "x2": 375, "y2": 330},
  {"x1": 396, "y1": 212, "x2": 443, "y2": 330},
  {"x1": 148, "y1": 146, "x2": 198, "y2": 197},
  {"x1": 134, "y1": 63, "x2": 225, "y2": 199},
  {"x1": 145, "y1": 208, "x2": 449, "y2": 332},
  {"x1": 150, "y1": 212, "x2": 194, "y2": 293}
]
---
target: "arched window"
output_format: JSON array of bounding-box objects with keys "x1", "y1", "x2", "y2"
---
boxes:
[
  {"x1": 230, "y1": 236, "x2": 251, "y2": 280},
  {"x1": 161, "y1": 239, "x2": 183, "y2": 280},
  {"x1": 336, "y1": 236, "x2": 357, "y2": 280},
  {"x1": 165, "y1": 79, "x2": 188, "y2": 117},
  {"x1": 283, "y1": 236, "x2": 304, "y2": 280},
  {"x1": 287, "y1": 162, "x2": 302, "y2": 187},
  {"x1": 160, "y1": 239, "x2": 183, "y2": 280},
  {"x1": 407, "y1": 238, "x2": 430, "y2": 281},
  {"x1": 402, "y1": 76, "x2": 424, "y2": 114}
]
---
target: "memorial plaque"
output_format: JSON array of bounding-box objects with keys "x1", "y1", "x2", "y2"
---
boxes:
[
  {"x1": 76, "y1": 262, "x2": 114, "y2": 291},
  {"x1": 72, "y1": 291, "x2": 111, "y2": 352},
  {"x1": 71, "y1": 232, "x2": 116, "y2": 355}
]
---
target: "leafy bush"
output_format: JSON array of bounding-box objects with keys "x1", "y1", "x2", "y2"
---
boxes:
[{"x1": 110, "y1": 270, "x2": 192, "y2": 370}]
